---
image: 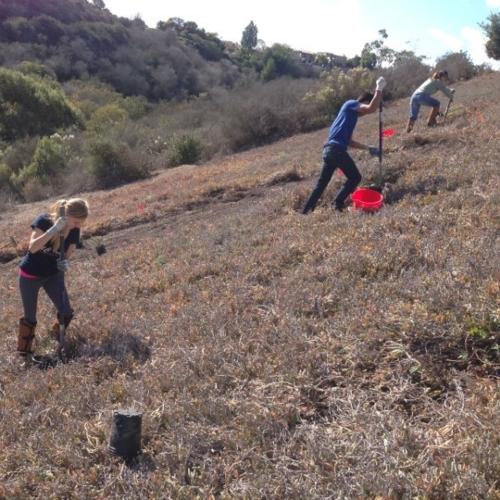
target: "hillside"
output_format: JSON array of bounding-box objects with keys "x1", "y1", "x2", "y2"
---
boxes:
[{"x1": 0, "y1": 73, "x2": 498, "y2": 497}]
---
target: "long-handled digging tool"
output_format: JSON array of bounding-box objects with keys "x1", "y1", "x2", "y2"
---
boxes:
[
  {"x1": 353, "y1": 99, "x2": 387, "y2": 213},
  {"x1": 57, "y1": 204, "x2": 67, "y2": 362},
  {"x1": 367, "y1": 99, "x2": 384, "y2": 193},
  {"x1": 439, "y1": 97, "x2": 453, "y2": 124},
  {"x1": 377, "y1": 99, "x2": 383, "y2": 189}
]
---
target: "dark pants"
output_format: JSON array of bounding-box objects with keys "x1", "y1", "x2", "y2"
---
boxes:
[
  {"x1": 302, "y1": 145, "x2": 361, "y2": 213},
  {"x1": 19, "y1": 272, "x2": 73, "y2": 325}
]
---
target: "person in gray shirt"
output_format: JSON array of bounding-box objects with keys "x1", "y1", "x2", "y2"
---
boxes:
[{"x1": 407, "y1": 70, "x2": 455, "y2": 132}]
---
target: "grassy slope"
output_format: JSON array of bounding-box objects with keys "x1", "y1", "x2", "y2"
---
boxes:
[{"x1": 0, "y1": 73, "x2": 498, "y2": 498}]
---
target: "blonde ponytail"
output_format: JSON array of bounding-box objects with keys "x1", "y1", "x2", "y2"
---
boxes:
[
  {"x1": 50, "y1": 199, "x2": 67, "y2": 220},
  {"x1": 49, "y1": 198, "x2": 89, "y2": 250},
  {"x1": 50, "y1": 198, "x2": 89, "y2": 220}
]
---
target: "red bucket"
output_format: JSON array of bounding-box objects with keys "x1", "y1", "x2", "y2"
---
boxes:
[{"x1": 351, "y1": 188, "x2": 384, "y2": 212}]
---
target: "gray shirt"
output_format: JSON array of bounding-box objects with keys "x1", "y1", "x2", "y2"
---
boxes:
[{"x1": 414, "y1": 78, "x2": 454, "y2": 99}]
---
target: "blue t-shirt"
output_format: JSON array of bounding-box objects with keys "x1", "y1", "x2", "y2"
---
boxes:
[
  {"x1": 19, "y1": 213, "x2": 80, "y2": 277},
  {"x1": 324, "y1": 99, "x2": 360, "y2": 149}
]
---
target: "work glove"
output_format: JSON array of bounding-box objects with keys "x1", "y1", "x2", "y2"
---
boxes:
[
  {"x1": 368, "y1": 146, "x2": 380, "y2": 157},
  {"x1": 47, "y1": 216, "x2": 67, "y2": 236},
  {"x1": 375, "y1": 77, "x2": 386, "y2": 91},
  {"x1": 57, "y1": 259, "x2": 69, "y2": 272},
  {"x1": 450, "y1": 88, "x2": 455, "y2": 98}
]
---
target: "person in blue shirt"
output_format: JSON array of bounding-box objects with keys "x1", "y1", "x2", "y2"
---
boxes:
[
  {"x1": 302, "y1": 77, "x2": 386, "y2": 214},
  {"x1": 17, "y1": 198, "x2": 89, "y2": 358}
]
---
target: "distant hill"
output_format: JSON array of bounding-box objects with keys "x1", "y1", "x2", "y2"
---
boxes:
[
  {"x1": 0, "y1": 0, "x2": 238, "y2": 99},
  {"x1": 0, "y1": 0, "x2": 353, "y2": 101}
]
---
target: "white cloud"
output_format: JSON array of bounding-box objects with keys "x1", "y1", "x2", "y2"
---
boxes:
[
  {"x1": 461, "y1": 26, "x2": 500, "y2": 69},
  {"x1": 486, "y1": 0, "x2": 500, "y2": 7},
  {"x1": 428, "y1": 28, "x2": 464, "y2": 52},
  {"x1": 462, "y1": 26, "x2": 487, "y2": 60},
  {"x1": 427, "y1": 25, "x2": 500, "y2": 69}
]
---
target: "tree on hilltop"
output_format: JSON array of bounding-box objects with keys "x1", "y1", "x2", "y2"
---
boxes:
[
  {"x1": 361, "y1": 29, "x2": 395, "y2": 69},
  {"x1": 482, "y1": 12, "x2": 500, "y2": 60},
  {"x1": 241, "y1": 21, "x2": 258, "y2": 51}
]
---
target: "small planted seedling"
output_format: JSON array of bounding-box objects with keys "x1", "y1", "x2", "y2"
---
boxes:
[
  {"x1": 96, "y1": 243, "x2": 107, "y2": 256},
  {"x1": 92, "y1": 236, "x2": 107, "y2": 256}
]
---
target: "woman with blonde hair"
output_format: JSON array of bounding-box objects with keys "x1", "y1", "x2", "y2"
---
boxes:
[
  {"x1": 406, "y1": 70, "x2": 455, "y2": 132},
  {"x1": 17, "y1": 198, "x2": 89, "y2": 357}
]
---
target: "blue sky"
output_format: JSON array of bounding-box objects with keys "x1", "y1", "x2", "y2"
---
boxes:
[{"x1": 103, "y1": 0, "x2": 500, "y2": 68}]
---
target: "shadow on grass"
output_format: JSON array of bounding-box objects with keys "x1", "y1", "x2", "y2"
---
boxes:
[
  {"x1": 409, "y1": 330, "x2": 499, "y2": 378},
  {"x1": 119, "y1": 452, "x2": 158, "y2": 472},
  {"x1": 384, "y1": 175, "x2": 459, "y2": 204},
  {"x1": 64, "y1": 330, "x2": 152, "y2": 364},
  {"x1": 261, "y1": 168, "x2": 304, "y2": 187}
]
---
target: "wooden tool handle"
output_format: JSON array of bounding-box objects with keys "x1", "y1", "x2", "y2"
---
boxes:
[
  {"x1": 58, "y1": 205, "x2": 66, "y2": 260},
  {"x1": 378, "y1": 100, "x2": 383, "y2": 164}
]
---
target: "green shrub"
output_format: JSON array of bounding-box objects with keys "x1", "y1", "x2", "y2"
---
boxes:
[
  {"x1": 119, "y1": 96, "x2": 150, "y2": 120},
  {"x1": 0, "y1": 186, "x2": 16, "y2": 209},
  {"x1": 0, "y1": 163, "x2": 13, "y2": 189},
  {"x1": 261, "y1": 58, "x2": 277, "y2": 82},
  {"x1": 15, "y1": 61, "x2": 57, "y2": 81},
  {"x1": 67, "y1": 81, "x2": 151, "y2": 122},
  {"x1": 21, "y1": 177, "x2": 55, "y2": 202},
  {"x1": 65, "y1": 80, "x2": 126, "y2": 119},
  {"x1": 213, "y1": 78, "x2": 321, "y2": 151},
  {"x1": 307, "y1": 68, "x2": 374, "y2": 121},
  {"x1": 261, "y1": 44, "x2": 313, "y2": 80},
  {"x1": 1, "y1": 137, "x2": 38, "y2": 175},
  {"x1": 0, "y1": 68, "x2": 83, "y2": 142},
  {"x1": 87, "y1": 104, "x2": 129, "y2": 134},
  {"x1": 15, "y1": 135, "x2": 66, "y2": 186},
  {"x1": 167, "y1": 134, "x2": 203, "y2": 167},
  {"x1": 89, "y1": 140, "x2": 150, "y2": 188}
]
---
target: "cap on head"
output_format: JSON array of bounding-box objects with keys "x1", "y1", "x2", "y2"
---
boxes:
[
  {"x1": 433, "y1": 70, "x2": 449, "y2": 80},
  {"x1": 357, "y1": 91, "x2": 374, "y2": 104}
]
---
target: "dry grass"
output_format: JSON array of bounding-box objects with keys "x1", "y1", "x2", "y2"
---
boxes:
[{"x1": 0, "y1": 73, "x2": 498, "y2": 498}]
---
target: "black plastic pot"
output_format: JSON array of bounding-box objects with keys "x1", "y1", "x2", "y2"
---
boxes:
[{"x1": 108, "y1": 409, "x2": 142, "y2": 459}]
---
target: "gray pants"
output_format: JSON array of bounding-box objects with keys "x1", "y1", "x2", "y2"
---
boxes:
[{"x1": 19, "y1": 273, "x2": 73, "y2": 324}]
